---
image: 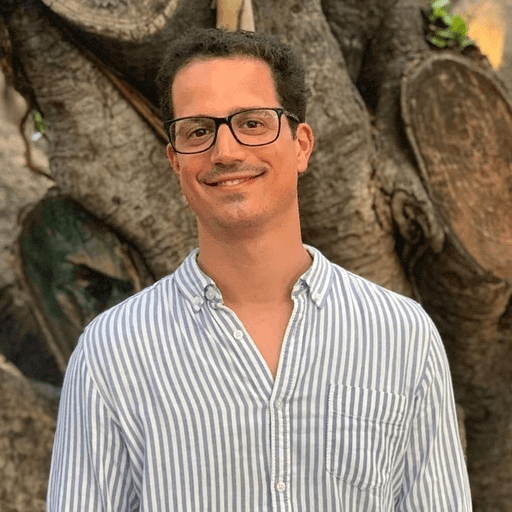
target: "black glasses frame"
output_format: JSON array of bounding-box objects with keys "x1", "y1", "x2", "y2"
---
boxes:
[{"x1": 164, "y1": 107, "x2": 300, "y2": 154}]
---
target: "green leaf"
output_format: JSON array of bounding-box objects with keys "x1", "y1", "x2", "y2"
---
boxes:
[
  {"x1": 451, "y1": 15, "x2": 468, "y2": 35},
  {"x1": 33, "y1": 111, "x2": 47, "y2": 138},
  {"x1": 428, "y1": 0, "x2": 473, "y2": 52},
  {"x1": 432, "y1": 7, "x2": 446, "y2": 18},
  {"x1": 459, "y1": 37, "x2": 474, "y2": 50},
  {"x1": 431, "y1": 0, "x2": 451, "y2": 9},
  {"x1": 429, "y1": 35, "x2": 448, "y2": 48},
  {"x1": 442, "y1": 13, "x2": 454, "y2": 25},
  {"x1": 435, "y1": 28, "x2": 454, "y2": 38}
]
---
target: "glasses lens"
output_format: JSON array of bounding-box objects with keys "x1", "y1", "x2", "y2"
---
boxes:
[
  {"x1": 169, "y1": 109, "x2": 283, "y2": 153},
  {"x1": 232, "y1": 109, "x2": 280, "y2": 146},
  {"x1": 171, "y1": 117, "x2": 216, "y2": 153}
]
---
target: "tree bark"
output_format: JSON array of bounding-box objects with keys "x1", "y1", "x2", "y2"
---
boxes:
[
  {"x1": 0, "y1": 354, "x2": 58, "y2": 512},
  {"x1": 253, "y1": 0, "x2": 414, "y2": 295},
  {"x1": 4, "y1": 1, "x2": 198, "y2": 280},
  {"x1": 17, "y1": 193, "x2": 154, "y2": 372},
  {"x1": 400, "y1": 51, "x2": 512, "y2": 511}
]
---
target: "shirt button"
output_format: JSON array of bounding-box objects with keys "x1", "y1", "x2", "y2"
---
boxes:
[
  {"x1": 205, "y1": 288, "x2": 217, "y2": 300},
  {"x1": 233, "y1": 329, "x2": 244, "y2": 340},
  {"x1": 193, "y1": 296, "x2": 202, "y2": 306},
  {"x1": 276, "y1": 482, "x2": 286, "y2": 492}
]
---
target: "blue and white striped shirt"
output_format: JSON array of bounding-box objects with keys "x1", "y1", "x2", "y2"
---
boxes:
[{"x1": 47, "y1": 246, "x2": 472, "y2": 511}]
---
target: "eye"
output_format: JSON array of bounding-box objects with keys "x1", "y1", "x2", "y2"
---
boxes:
[
  {"x1": 234, "y1": 111, "x2": 275, "y2": 134},
  {"x1": 187, "y1": 127, "x2": 211, "y2": 139},
  {"x1": 175, "y1": 119, "x2": 214, "y2": 144},
  {"x1": 243, "y1": 119, "x2": 263, "y2": 129}
]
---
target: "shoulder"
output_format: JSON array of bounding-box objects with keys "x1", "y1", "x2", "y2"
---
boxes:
[
  {"x1": 69, "y1": 272, "x2": 179, "y2": 407},
  {"x1": 87, "y1": 272, "x2": 176, "y2": 332},
  {"x1": 325, "y1": 257, "x2": 425, "y2": 318},
  {"x1": 327, "y1": 258, "x2": 437, "y2": 368},
  {"x1": 78, "y1": 271, "x2": 177, "y2": 366},
  {"x1": 305, "y1": 244, "x2": 432, "y2": 331},
  {"x1": 326, "y1": 259, "x2": 445, "y2": 396}
]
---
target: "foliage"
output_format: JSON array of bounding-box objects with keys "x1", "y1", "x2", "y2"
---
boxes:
[
  {"x1": 33, "y1": 111, "x2": 47, "y2": 139},
  {"x1": 427, "y1": 0, "x2": 474, "y2": 50}
]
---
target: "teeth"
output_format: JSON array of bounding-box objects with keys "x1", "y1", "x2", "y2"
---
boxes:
[{"x1": 217, "y1": 177, "x2": 251, "y2": 186}]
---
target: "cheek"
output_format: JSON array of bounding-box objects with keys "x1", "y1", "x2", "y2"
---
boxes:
[
  {"x1": 180, "y1": 175, "x2": 199, "y2": 202},
  {"x1": 177, "y1": 165, "x2": 207, "y2": 206},
  {"x1": 273, "y1": 150, "x2": 300, "y2": 181},
  {"x1": 176, "y1": 159, "x2": 201, "y2": 187}
]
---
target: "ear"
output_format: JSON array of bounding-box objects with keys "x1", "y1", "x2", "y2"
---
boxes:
[
  {"x1": 166, "y1": 143, "x2": 181, "y2": 177},
  {"x1": 295, "y1": 123, "x2": 314, "y2": 175}
]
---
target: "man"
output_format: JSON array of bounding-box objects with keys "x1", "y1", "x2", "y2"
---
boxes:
[{"x1": 47, "y1": 28, "x2": 472, "y2": 511}]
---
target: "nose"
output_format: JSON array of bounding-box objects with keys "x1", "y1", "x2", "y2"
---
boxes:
[{"x1": 210, "y1": 123, "x2": 246, "y2": 164}]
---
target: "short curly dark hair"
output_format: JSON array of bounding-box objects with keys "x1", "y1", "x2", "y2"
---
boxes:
[{"x1": 156, "y1": 28, "x2": 308, "y2": 131}]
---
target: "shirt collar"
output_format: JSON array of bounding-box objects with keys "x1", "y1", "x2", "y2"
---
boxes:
[
  {"x1": 174, "y1": 245, "x2": 333, "y2": 311},
  {"x1": 300, "y1": 245, "x2": 333, "y2": 308}
]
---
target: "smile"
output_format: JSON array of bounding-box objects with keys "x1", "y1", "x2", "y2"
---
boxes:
[{"x1": 206, "y1": 172, "x2": 265, "y2": 187}]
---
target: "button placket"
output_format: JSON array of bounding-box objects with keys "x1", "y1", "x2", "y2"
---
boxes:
[
  {"x1": 270, "y1": 402, "x2": 290, "y2": 511},
  {"x1": 269, "y1": 294, "x2": 308, "y2": 512}
]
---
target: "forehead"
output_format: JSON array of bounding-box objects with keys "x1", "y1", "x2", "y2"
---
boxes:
[{"x1": 171, "y1": 57, "x2": 280, "y2": 118}]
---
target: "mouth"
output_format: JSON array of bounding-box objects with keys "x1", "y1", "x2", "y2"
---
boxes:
[{"x1": 205, "y1": 172, "x2": 265, "y2": 188}]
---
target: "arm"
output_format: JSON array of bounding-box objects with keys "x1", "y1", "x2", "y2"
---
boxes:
[
  {"x1": 395, "y1": 324, "x2": 472, "y2": 511},
  {"x1": 47, "y1": 341, "x2": 138, "y2": 511}
]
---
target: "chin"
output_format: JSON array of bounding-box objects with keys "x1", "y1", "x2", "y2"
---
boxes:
[{"x1": 208, "y1": 211, "x2": 269, "y2": 236}]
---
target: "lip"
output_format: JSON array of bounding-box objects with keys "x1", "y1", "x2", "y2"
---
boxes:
[{"x1": 203, "y1": 171, "x2": 266, "y2": 187}]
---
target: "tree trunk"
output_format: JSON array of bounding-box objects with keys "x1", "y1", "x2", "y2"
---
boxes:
[
  {"x1": 1, "y1": 0, "x2": 512, "y2": 510},
  {"x1": 17, "y1": 192, "x2": 154, "y2": 372},
  {"x1": 253, "y1": 0, "x2": 415, "y2": 295},
  {"x1": 3, "y1": 1, "x2": 198, "y2": 280},
  {"x1": 400, "y1": 51, "x2": 512, "y2": 511},
  {"x1": 0, "y1": 354, "x2": 58, "y2": 512}
]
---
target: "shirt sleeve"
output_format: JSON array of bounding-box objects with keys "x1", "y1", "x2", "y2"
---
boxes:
[
  {"x1": 395, "y1": 322, "x2": 473, "y2": 511},
  {"x1": 46, "y1": 340, "x2": 138, "y2": 511}
]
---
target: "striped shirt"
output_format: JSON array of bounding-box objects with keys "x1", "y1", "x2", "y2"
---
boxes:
[{"x1": 47, "y1": 246, "x2": 472, "y2": 511}]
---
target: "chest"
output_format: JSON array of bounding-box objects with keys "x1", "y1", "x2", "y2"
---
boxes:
[{"x1": 231, "y1": 302, "x2": 293, "y2": 378}]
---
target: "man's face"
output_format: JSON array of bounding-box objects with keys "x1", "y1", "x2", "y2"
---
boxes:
[{"x1": 166, "y1": 57, "x2": 313, "y2": 235}]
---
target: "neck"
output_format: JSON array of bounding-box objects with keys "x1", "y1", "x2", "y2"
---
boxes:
[{"x1": 196, "y1": 216, "x2": 312, "y2": 308}]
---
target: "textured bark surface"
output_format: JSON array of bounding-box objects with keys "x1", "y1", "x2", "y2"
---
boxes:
[
  {"x1": 0, "y1": 74, "x2": 52, "y2": 289},
  {"x1": 253, "y1": 0, "x2": 413, "y2": 295},
  {"x1": 402, "y1": 53, "x2": 512, "y2": 281},
  {"x1": 47, "y1": 0, "x2": 216, "y2": 106},
  {"x1": 40, "y1": 0, "x2": 180, "y2": 40},
  {"x1": 415, "y1": 244, "x2": 512, "y2": 512},
  {"x1": 5, "y1": 2, "x2": 198, "y2": 280},
  {"x1": 0, "y1": 354, "x2": 57, "y2": 512},
  {"x1": 0, "y1": 71, "x2": 62, "y2": 386},
  {"x1": 1, "y1": 0, "x2": 512, "y2": 510},
  {"x1": 18, "y1": 194, "x2": 155, "y2": 371},
  {"x1": 401, "y1": 52, "x2": 512, "y2": 511}
]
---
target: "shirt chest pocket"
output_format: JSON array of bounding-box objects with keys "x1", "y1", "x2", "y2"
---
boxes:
[{"x1": 326, "y1": 383, "x2": 408, "y2": 491}]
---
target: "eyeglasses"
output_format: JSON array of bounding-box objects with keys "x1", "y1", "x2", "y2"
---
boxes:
[{"x1": 165, "y1": 107, "x2": 300, "y2": 154}]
